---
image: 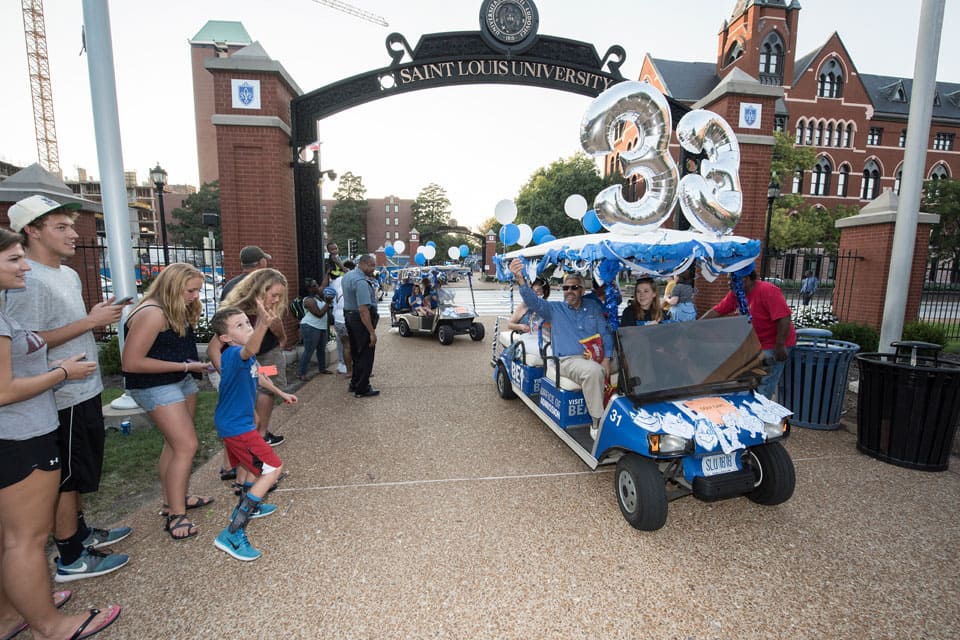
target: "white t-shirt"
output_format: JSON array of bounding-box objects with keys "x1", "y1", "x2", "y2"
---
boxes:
[
  {"x1": 331, "y1": 276, "x2": 345, "y2": 325},
  {"x1": 2, "y1": 260, "x2": 103, "y2": 409}
]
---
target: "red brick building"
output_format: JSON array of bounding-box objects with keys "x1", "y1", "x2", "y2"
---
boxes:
[{"x1": 634, "y1": 0, "x2": 957, "y2": 205}]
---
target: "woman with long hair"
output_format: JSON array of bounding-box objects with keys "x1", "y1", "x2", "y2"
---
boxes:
[
  {"x1": 621, "y1": 276, "x2": 667, "y2": 326},
  {"x1": 208, "y1": 269, "x2": 289, "y2": 449},
  {"x1": 122, "y1": 263, "x2": 213, "y2": 540},
  {"x1": 0, "y1": 228, "x2": 121, "y2": 639}
]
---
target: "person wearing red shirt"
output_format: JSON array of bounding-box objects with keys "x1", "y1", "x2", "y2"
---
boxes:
[{"x1": 702, "y1": 269, "x2": 796, "y2": 399}]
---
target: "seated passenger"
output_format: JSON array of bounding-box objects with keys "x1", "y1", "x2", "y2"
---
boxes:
[
  {"x1": 409, "y1": 284, "x2": 435, "y2": 317},
  {"x1": 506, "y1": 278, "x2": 549, "y2": 336},
  {"x1": 621, "y1": 277, "x2": 669, "y2": 326}
]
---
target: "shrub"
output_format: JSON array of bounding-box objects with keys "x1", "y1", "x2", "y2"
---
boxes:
[
  {"x1": 99, "y1": 336, "x2": 122, "y2": 375},
  {"x1": 901, "y1": 321, "x2": 948, "y2": 347},
  {"x1": 827, "y1": 322, "x2": 879, "y2": 352}
]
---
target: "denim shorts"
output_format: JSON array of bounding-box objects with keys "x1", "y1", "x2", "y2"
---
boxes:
[{"x1": 127, "y1": 375, "x2": 199, "y2": 412}]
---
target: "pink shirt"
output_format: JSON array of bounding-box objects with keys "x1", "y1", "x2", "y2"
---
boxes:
[{"x1": 713, "y1": 281, "x2": 797, "y2": 350}]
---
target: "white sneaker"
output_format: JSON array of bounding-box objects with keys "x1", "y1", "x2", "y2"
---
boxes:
[
  {"x1": 336, "y1": 363, "x2": 347, "y2": 374},
  {"x1": 589, "y1": 420, "x2": 600, "y2": 440}
]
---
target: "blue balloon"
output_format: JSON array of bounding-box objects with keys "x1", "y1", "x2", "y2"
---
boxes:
[
  {"x1": 502, "y1": 223, "x2": 520, "y2": 246},
  {"x1": 532, "y1": 225, "x2": 550, "y2": 244},
  {"x1": 414, "y1": 253, "x2": 426, "y2": 265},
  {"x1": 384, "y1": 245, "x2": 396, "y2": 257},
  {"x1": 459, "y1": 244, "x2": 469, "y2": 258},
  {"x1": 541, "y1": 234, "x2": 556, "y2": 243},
  {"x1": 426, "y1": 241, "x2": 437, "y2": 249},
  {"x1": 582, "y1": 209, "x2": 602, "y2": 233}
]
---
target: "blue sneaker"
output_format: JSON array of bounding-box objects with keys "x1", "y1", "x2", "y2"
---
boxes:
[
  {"x1": 82, "y1": 526, "x2": 132, "y2": 549},
  {"x1": 213, "y1": 527, "x2": 261, "y2": 562},
  {"x1": 230, "y1": 502, "x2": 277, "y2": 522},
  {"x1": 54, "y1": 547, "x2": 130, "y2": 583}
]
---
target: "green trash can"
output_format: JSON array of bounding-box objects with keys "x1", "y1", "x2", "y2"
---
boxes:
[
  {"x1": 856, "y1": 341, "x2": 960, "y2": 471},
  {"x1": 777, "y1": 328, "x2": 860, "y2": 430}
]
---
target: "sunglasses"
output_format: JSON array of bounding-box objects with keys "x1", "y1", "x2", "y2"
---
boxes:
[{"x1": 561, "y1": 285, "x2": 582, "y2": 291}]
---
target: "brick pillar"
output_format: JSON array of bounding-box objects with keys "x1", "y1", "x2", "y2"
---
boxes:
[
  {"x1": 207, "y1": 45, "x2": 301, "y2": 337},
  {"x1": 408, "y1": 228, "x2": 420, "y2": 260},
  {"x1": 835, "y1": 189, "x2": 939, "y2": 328},
  {"x1": 685, "y1": 69, "x2": 781, "y2": 314},
  {"x1": 485, "y1": 229, "x2": 497, "y2": 275},
  {"x1": 375, "y1": 247, "x2": 387, "y2": 267}
]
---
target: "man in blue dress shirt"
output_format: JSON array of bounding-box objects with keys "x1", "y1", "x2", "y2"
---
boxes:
[{"x1": 509, "y1": 259, "x2": 612, "y2": 439}]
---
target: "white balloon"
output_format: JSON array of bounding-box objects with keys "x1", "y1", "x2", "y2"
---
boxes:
[
  {"x1": 564, "y1": 194, "x2": 588, "y2": 220},
  {"x1": 494, "y1": 199, "x2": 518, "y2": 225},
  {"x1": 448, "y1": 246, "x2": 460, "y2": 260},
  {"x1": 516, "y1": 223, "x2": 533, "y2": 247},
  {"x1": 393, "y1": 240, "x2": 405, "y2": 253},
  {"x1": 422, "y1": 245, "x2": 436, "y2": 260}
]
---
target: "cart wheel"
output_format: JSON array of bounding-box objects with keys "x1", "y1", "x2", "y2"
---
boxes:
[
  {"x1": 496, "y1": 362, "x2": 516, "y2": 399},
  {"x1": 438, "y1": 324, "x2": 455, "y2": 345},
  {"x1": 398, "y1": 319, "x2": 410, "y2": 337},
  {"x1": 742, "y1": 442, "x2": 795, "y2": 506},
  {"x1": 614, "y1": 454, "x2": 668, "y2": 531},
  {"x1": 469, "y1": 322, "x2": 485, "y2": 341}
]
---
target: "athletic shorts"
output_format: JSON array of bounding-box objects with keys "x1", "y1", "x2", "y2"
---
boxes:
[
  {"x1": 223, "y1": 430, "x2": 282, "y2": 477},
  {"x1": 127, "y1": 375, "x2": 199, "y2": 412},
  {"x1": 257, "y1": 346, "x2": 287, "y2": 395},
  {"x1": 56, "y1": 396, "x2": 107, "y2": 494},
  {"x1": 0, "y1": 432, "x2": 60, "y2": 490}
]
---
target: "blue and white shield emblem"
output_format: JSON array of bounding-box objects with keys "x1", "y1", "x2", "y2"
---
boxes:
[
  {"x1": 744, "y1": 105, "x2": 757, "y2": 126},
  {"x1": 238, "y1": 82, "x2": 255, "y2": 106}
]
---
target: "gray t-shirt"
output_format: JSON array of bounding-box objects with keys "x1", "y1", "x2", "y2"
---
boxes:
[
  {"x1": 3, "y1": 260, "x2": 103, "y2": 410},
  {"x1": 0, "y1": 312, "x2": 58, "y2": 440}
]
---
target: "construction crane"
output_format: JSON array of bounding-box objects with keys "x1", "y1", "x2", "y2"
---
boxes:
[
  {"x1": 311, "y1": 0, "x2": 389, "y2": 27},
  {"x1": 21, "y1": 0, "x2": 61, "y2": 175}
]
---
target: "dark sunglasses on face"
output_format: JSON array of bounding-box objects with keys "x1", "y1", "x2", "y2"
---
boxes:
[{"x1": 562, "y1": 285, "x2": 581, "y2": 291}]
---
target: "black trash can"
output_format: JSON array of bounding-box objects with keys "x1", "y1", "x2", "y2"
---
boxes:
[
  {"x1": 856, "y1": 341, "x2": 960, "y2": 471},
  {"x1": 777, "y1": 328, "x2": 860, "y2": 430}
]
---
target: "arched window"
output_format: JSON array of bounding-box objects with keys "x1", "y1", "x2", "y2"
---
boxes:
[
  {"x1": 930, "y1": 163, "x2": 950, "y2": 180},
  {"x1": 844, "y1": 124, "x2": 854, "y2": 148},
  {"x1": 837, "y1": 164, "x2": 850, "y2": 197},
  {"x1": 826, "y1": 123, "x2": 834, "y2": 147},
  {"x1": 811, "y1": 157, "x2": 833, "y2": 196},
  {"x1": 817, "y1": 59, "x2": 845, "y2": 98},
  {"x1": 795, "y1": 119, "x2": 805, "y2": 144},
  {"x1": 861, "y1": 160, "x2": 881, "y2": 200},
  {"x1": 759, "y1": 32, "x2": 784, "y2": 81},
  {"x1": 815, "y1": 122, "x2": 825, "y2": 146},
  {"x1": 792, "y1": 169, "x2": 804, "y2": 194},
  {"x1": 806, "y1": 122, "x2": 814, "y2": 145},
  {"x1": 894, "y1": 168, "x2": 903, "y2": 195},
  {"x1": 725, "y1": 40, "x2": 744, "y2": 66},
  {"x1": 832, "y1": 122, "x2": 842, "y2": 147}
]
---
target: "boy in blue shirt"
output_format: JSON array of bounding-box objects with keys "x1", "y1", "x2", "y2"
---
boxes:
[{"x1": 210, "y1": 302, "x2": 297, "y2": 561}]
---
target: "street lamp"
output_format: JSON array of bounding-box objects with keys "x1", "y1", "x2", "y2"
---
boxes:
[
  {"x1": 761, "y1": 178, "x2": 780, "y2": 279},
  {"x1": 149, "y1": 163, "x2": 169, "y2": 265}
]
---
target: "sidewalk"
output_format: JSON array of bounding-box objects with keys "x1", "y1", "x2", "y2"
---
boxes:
[{"x1": 75, "y1": 317, "x2": 959, "y2": 639}]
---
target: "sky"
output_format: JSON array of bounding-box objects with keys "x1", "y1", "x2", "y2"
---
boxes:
[{"x1": 2, "y1": 0, "x2": 959, "y2": 232}]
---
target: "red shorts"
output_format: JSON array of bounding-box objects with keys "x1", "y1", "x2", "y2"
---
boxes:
[{"x1": 223, "y1": 431, "x2": 282, "y2": 477}]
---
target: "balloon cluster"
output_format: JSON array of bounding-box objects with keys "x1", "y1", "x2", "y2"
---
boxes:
[
  {"x1": 494, "y1": 198, "x2": 555, "y2": 247},
  {"x1": 383, "y1": 239, "x2": 405, "y2": 258}
]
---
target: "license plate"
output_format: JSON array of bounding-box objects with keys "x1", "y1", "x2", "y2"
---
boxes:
[{"x1": 701, "y1": 453, "x2": 738, "y2": 476}]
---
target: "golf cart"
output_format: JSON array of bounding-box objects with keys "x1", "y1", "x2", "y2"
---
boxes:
[
  {"x1": 391, "y1": 267, "x2": 485, "y2": 345},
  {"x1": 491, "y1": 230, "x2": 796, "y2": 531}
]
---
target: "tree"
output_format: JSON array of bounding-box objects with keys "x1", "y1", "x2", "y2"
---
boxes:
[
  {"x1": 922, "y1": 178, "x2": 960, "y2": 281},
  {"x1": 514, "y1": 153, "x2": 615, "y2": 238},
  {"x1": 327, "y1": 172, "x2": 368, "y2": 256},
  {"x1": 168, "y1": 181, "x2": 220, "y2": 248},
  {"x1": 769, "y1": 200, "x2": 858, "y2": 251},
  {"x1": 770, "y1": 131, "x2": 817, "y2": 188},
  {"x1": 411, "y1": 183, "x2": 467, "y2": 260}
]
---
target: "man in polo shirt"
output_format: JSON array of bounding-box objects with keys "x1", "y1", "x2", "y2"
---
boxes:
[
  {"x1": 509, "y1": 259, "x2": 612, "y2": 440},
  {"x1": 341, "y1": 254, "x2": 379, "y2": 398}
]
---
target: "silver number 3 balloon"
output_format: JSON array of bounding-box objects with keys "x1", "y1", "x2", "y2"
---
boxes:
[
  {"x1": 580, "y1": 81, "x2": 743, "y2": 236},
  {"x1": 580, "y1": 81, "x2": 678, "y2": 233}
]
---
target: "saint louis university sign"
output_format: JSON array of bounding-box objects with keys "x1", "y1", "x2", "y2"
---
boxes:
[{"x1": 291, "y1": 0, "x2": 688, "y2": 282}]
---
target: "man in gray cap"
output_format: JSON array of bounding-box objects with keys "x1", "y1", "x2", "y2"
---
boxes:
[
  {"x1": 220, "y1": 245, "x2": 272, "y2": 299},
  {"x1": 4, "y1": 194, "x2": 132, "y2": 582}
]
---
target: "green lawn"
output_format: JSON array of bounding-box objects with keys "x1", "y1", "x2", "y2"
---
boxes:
[{"x1": 85, "y1": 388, "x2": 222, "y2": 524}]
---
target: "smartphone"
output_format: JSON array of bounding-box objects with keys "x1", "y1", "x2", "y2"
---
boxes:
[{"x1": 113, "y1": 296, "x2": 134, "y2": 306}]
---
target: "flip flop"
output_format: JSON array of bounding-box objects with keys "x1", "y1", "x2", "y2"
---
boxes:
[
  {"x1": 69, "y1": 605, "x2": 121, "y2": 640},
  {"x1": 0, "y1": 590, "x2": 73, "y2": 640}
]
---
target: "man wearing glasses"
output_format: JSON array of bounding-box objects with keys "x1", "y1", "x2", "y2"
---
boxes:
[{"x1": 509, "y1": 259, "x2": 612, "y2": 439}]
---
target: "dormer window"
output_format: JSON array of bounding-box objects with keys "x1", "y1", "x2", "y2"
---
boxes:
[
  {"x1": 817, "y1": 59, "x2": 845, "y2": 99},
  {"x1": 759, "y1": 32, "x2": 784, "y2": 84},
  {"x1": 725, "y1": 40, "x2": 744, "y2": 66}
]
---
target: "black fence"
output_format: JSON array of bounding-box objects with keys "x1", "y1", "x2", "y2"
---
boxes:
[
  {"x1": 74, "y1": 241, "x2": 225, "y2": 339},
  {"x1": 763, "y1": 248, "x2": 863, "y2": 324},
  {"x1": 919, "y1": 256, "x2": 960, "y2": 341}
]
